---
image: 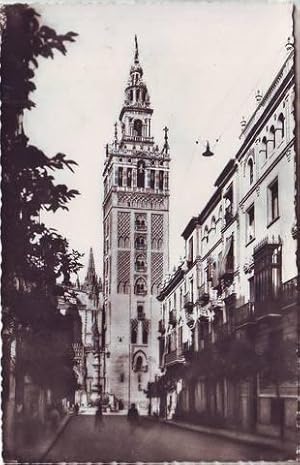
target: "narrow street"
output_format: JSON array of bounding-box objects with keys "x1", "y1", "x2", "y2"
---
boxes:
[{"x1": 43, "y1": 415, "x2": 288, "y2": 463}]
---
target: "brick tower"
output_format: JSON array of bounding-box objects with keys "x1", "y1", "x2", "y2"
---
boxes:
[{"x1": 102, "y1": 37, "x2": 170, "y2": 413}]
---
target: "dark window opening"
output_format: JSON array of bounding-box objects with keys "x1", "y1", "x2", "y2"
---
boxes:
[
  {"x1": 248, "y1": 158, "x2": 254, "y2": 185},
  {"x1": 278, "y1": 113, "x2": 285, "y2": 139},
  {"x1": 131, "y1": 328, "x2": 137, "y2": 344},
  {"x1": 127, "y1": 168, "x2": 132, "y2": 187},
  {"x1": 247, "y1": 205, "x2": 255, "y2": 242},
  {"x1": 159, "y1": 170, "x2": 164, "y2": 190},
  {"x1": 134, "y1": 119, "x2": 142, "y2": 137},
  {"x1": 136, "y1": 255, "x2": 146, "y2": 272},
  {"x1": 135, "y1": 278, "x2": 146, "y2": 295},
  {"x1": 269, "y1": 179, "x2": 279, "y2": 222},
  {"x1": 150, "y1": 170, "x2": 155, "y2": 189},
  {"x1": 118, "y1": 167, "x2": 123, "y2": 187},
  {"x1": 137, "y1": 161, "x2": 145, "y2": 188},
  {"x1": 270, "y1": 125, "x2": 276, "y2": 149},
  {"x1": 142, "y1": 329, "x2": 148, "y2": 345}
]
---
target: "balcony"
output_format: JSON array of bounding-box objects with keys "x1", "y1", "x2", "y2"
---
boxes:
[
  {"x1": 198, "y1": 284, "x2": 209, "y2": 307},
  {"x1": 216, "y1": 323, "x2": 233, "y2": 341},
  {"x1": 183, "y1": 292, "x2": 194, "y2": 312},
  {"x1": 234, "y1": 302, "x2": 255, "y2": 328},
  {"x1": 280, "y1": 276, "x2": 297, "y2": 308},
  {"x1": 158, "y1": 319, "x2": 165, "y2": 334},
  {"x1": 135, "y1": 222, "x2": 147, "y2": 231},
  {"x1": 165, "y1": 349, "x2": 185, "y2": 367},
  {"x1": 169, "y1": 309, "x2": 177, "y2": 326}
]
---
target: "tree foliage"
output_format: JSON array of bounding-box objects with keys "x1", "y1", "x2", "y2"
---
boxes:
[
  {"x1": 1, "y1": 5, "x2": 82, "y2": 318},
  {"x1": 1, "y1": 4, "x2": 83, "y2": 398}
]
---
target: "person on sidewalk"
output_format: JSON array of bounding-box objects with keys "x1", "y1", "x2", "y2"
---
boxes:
[
  {"x1": 94, "y1": 401, "x2": 103, "y2": 431},
  {"x1": 127, "y1": 403, "x2": 140, "y2": 429}
]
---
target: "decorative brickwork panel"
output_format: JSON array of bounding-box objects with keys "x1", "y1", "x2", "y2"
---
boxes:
[
  {"x1": 117, "y1": 251, "x2": 130, "y2": 293},
  {"x1": 151, "y1": 214, "x2": 163, "y2": 249},
  {"x1": 118, "y1": 211, "x2": 130, "y2": 248},
  {"x1": 151, "y1": 252, "x2": 163, "y2": 293}
]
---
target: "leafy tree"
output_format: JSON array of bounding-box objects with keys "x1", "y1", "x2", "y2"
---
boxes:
[
  {"x1": 1, "y1": 4, "x2": 82, "y2": 321},
  {"x1": 1, "y1": 5, "x2": 83, "y2": 434}
]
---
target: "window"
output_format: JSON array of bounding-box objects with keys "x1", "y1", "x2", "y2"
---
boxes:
[
  {"x1": 142, "y1": 326, "x2": 148, "y2": 344},
  {"x1": 133, "y1": 119, "x2": 142, "y2": 136},
  {"x1": 249, "y1": 277, "x2": 254, "y2": 302},
  {"x1": 268, "y1": 179, "x2": 279, "y2": 223},
  {"x1": 137, "y1": 304, "x2": 144, "y2": 319},
  {"x1": 260, "y1": 136, "x2": 267, "y2": 160},
  {"x1": 203, "y1": 226, "x2": 209, "y2": 242},
  {"x1": 135, "y1": 278, "x2": 147, "y2": 295},
  {"x1": 211, "y1": 216, "x2": 216, "y2": 232},
  {"x1": 159, "y1": 171, "x2": 164, "y2": 190},
  {"x1": 135, "y1": 214, "x2": 146, "y2": 229},
  {"x1": 136, "y1": 255, "x2": 146, "y2": 272},
  {"x1": 188, "y1": 237, "x2": 194, "y2": 263},
  {"x1": 224, "y1": 185, "x2": 233, "y2": 225},
  {"x1": 137, "y1": 160, "x2": 145, "y2": 188},
  {"x1": 131, "y1": 324, "x2": 137, "y2": 344},
  {"x1": 127, "y1": 168, "x2": 132, "y2": 187},
  {"x1": 135, "y1": 236, "x2": 146, "y2": 249},
  {"x1": 247, "y1": 205, "x2": 255, "y2": 243},
  {"x1": 248, "y1": 158, "x2": 254, "y2": 185},
  {"x1": 135, "y1": 356, "x2": 143, "y2": 371},
  {"x1": 254, "y1": 243, "x2": 281, "y2": 304},
  {"x1": 118, "y1": 167, "x2": 123, "y2": 187},
  {"x1": 278, "y1": 113, "x2": 285, "y2": 139},
  {"x1": 270, "y1": 125, "x2": 276, "y2": 150},
  {"x1": 120, "y1": 373, "x2": 125, "y2": 383},
  {"x1": 150, "y1": 170, "x2": 155, "y2": 189}
]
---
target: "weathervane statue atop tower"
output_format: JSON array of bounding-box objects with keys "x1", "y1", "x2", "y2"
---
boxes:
[{"x1": 134, "y1": 34, "x2": 139, "y2": 63}]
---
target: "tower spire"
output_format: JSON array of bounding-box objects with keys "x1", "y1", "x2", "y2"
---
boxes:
[
  {"x1": 134, "y1": 34, "x2": 139, "y2": 63},
  {"x1": 84, "y1": 247, "x2": 97, "y2": 288}
]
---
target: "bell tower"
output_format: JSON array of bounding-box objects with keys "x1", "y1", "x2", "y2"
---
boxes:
[{"x1": 103, "y1": 37, "x2": 170, "y2": 413}]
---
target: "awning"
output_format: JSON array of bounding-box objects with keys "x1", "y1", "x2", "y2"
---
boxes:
[{"x1": 220, "y1": 235, "x2": 233, "y2": 277}]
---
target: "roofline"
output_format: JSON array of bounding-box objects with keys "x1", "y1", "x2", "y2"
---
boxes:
[{"x1": 181, "y1": 216, "x2": 199, "y2": 240}]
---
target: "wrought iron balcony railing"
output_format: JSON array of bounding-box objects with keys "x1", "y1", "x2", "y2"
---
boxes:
[
  {"x1": 164, "y1": 349, "x2": 186, "y2": 367},
  {"x1": 280, "y1": 276, "x2": 297, "y2": 307},
  {"x1": 234, "y1": 302, "x2": 255, "y2": 328}
]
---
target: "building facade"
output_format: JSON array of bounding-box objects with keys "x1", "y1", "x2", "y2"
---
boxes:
[
  {"x1": 58, "y1": 248, "x2": 103, "y2": 407},
  {"x1": 102, "y1": 38, "x2": 170, "y2": 412},
  {"x1": 157, "y1": 48, "x2": 297, "y2": 441}
]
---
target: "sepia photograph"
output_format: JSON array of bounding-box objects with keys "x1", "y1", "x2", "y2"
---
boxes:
[{"x1": 1, "y1": 1, "x2": 299, "y2": 463}]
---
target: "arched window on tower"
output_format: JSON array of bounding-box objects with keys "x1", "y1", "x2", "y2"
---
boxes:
[
  {"x1": 137, "y1": 160, "x2": 145, "y2": 188},
  {"x1": 136, "y1": 255, "x2": 146, "y2": 272},
  {"x1": 133, "y1": 119, "x2": 143, "y2": 137},
  {"x1": 129, "y1": 89, "x2": 133, "y2": 102},
  {"x1": 135, "y1": 278, "x2": 147, "y2": 295},
  {"x1": 248, "y1": 158, "x2": 254, "y2": 185}
]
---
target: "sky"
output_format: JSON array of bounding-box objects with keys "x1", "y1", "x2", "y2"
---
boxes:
[{"x1": 24, "y1": 1, "x2": 293, "y2": 280}]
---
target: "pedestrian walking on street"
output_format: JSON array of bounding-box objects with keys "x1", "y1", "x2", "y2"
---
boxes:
[
  {"x1": 127, "y1": 403, "x2": 139, "y2": 430},
  {"x1": 74, "y1": 403, "x2": 79, "y2": 415},
  {"x1": 94, "y1": 402, "x2": 103, "y2": 431}
]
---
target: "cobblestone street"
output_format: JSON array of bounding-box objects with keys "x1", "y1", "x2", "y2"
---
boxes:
[{"x1": 42, "y1": 415, "x2": 289, "y2": 463}]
